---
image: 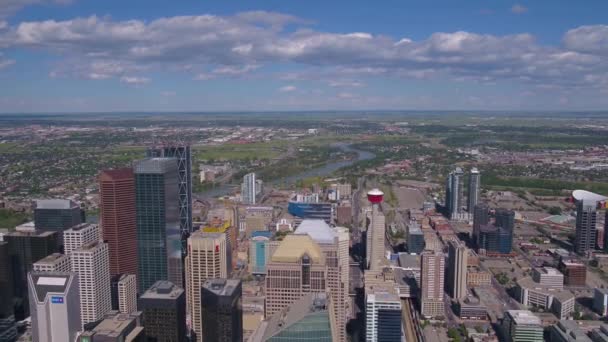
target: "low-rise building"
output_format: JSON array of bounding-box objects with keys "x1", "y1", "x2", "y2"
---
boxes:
[
  {"x1": 517, "y1": 277, "x2": 575, "y2": 319},
  {"x1": 467, "y1": 268, "x2": 492, "y2": 287},
  {"x1": 559, "y1": 260, "x2": 587, "y2": 286},
  {"x1": 532, "y1": 267, "x2": 564, "y2": 289},
  {"x1": 550, "y1": 320, "x2": 592, "y2": 342},
  {"x1": 501, "y1": 310, "x2": 543, "y2": 342}
]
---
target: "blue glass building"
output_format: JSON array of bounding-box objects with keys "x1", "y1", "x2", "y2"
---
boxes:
[{"x1": 288, "y1": 201, "x2": 332, "y2": 223}]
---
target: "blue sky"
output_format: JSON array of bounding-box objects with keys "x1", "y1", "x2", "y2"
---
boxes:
[{"x1": 0, "y1": 0, "x2": 607, "y2": 112}]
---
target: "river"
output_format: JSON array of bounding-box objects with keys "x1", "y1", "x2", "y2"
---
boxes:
[{"x1": 196, "y1": 143, "x2": 375, "y2": 199}]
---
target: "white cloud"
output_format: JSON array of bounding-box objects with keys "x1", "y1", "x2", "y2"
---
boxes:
[
  {"x1": 328, "y1": 80, "x2": 364, "y2": 87},
  {"x1": 279, "y1": 85, "x2": 296, "y2": 92},
  {"x1": 511, "y1": 4, "x2": 528, "y2": 14},
  {"x1": 0, "y1": 11, "x2": 605, "y2": 92},
  {"x1": 120, "y1": 76, "x2": 150, "y2": 85},
  {"x1": 337, "y1": 92, "x2": 354, "y2": 99},
  {"x1": 0, "y1": 0, "x2": 73, "y2": 18}
]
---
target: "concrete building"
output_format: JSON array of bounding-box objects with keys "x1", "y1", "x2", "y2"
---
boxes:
[
  {"x1": 575, "y1": 200, "x2": 598, "y2": 255},
  {"x1": 295, "y1": 219, "x2": 350, "y2": 342},
  {"x1": 532, "y1": 267, "x2": 564, "y2": 289},
  {"x1": 71, "y1": 241, "x2": 112, "y2": 327},
  {"x1": 559, "y1": 259, "x2": 587, "y2": 286},
  {"x1": 516, "y1": 277, "x2": 575, "y2": 319},
  {"x1": 590, "y1": 324, "x2": 608, "y2": 342},
  {"x1": 241, "y1": 172, "x2": 257, "y2": 205},
  {"x1": 594, "y1": 288, "x2": 608, "y2": 316},
  {"x1": 78, "y1": 311, "x2": 144, "y2": 341},
  {"x1": 336, "y1": 201, "x2": 352, "y2": 226},
  {"x1": 117, "y1": 274, "x2": 137, "y2": 314},
  {"x1": 367, "y1": 190, "x2": 386, "y2": 272},
  {"x1": 99, "y1": 168, "x2": 138, "y2": 277},
  {"x1": 457, "y1": 295, "x2": 487, "y2": 320},
  {"x1": 0, "y1": 242, "x2": 17, "y2": 341},
  {"x1": 27, "y1": 271, "x2": 81, "y2": 342},
  {"x1": 4, "y1": 230, "x2": 58, "y2": 319},
  {"x1": 421, "y1": 250, "x2": 445, "y2": 318},
  {"x1": 201, "y1": 279, "x2": 242, "y2": 342},
  {"x1": 134, "y1": 158, "x2": 181, "y2": 291},
  {"x1": 138, "y1": 281, "x2": 186, "y2": 342},
  {"x1": 185, "y1": 231, "x2": 230, "y2": 338},
  {"x1": 63, "y1": 223, "x2": 100, "y2": 256},
  {"x1": 33, "y1": 253, "x2": 70, "y2": 272},
  {"x1": 501, "y1": 310, "x2": 543, "y2": 342},
  {"x1": 447, "y1": 240, "x2": 468, "y2": 300},
  {"x1": 265, "y1": 234, "x2": 328, "y2": 318},
  {"x1": 365, "y1": 291, "x2": 402, "y2": 342},
  {"x1": 467, "y1": 268, "x2": 492, "y2": 287},
  {"x1": 251, "y1": 293, "x2": 334, "y2": 342},
  {"x1": 468, "y1": 168, "x2": 481, "y2": 212},
  {"x1": 550, "y1": 320, "x2": 593, "y2": 342}
]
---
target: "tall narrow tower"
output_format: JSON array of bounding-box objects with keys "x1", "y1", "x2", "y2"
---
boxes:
[
  {"x1": 468, "y1": 168, "x2": 480, "y2": 212},
  {"x1": 572, "y1": 190, "x2": 607, "y2": 255},
  {"x1": 447, "y1": 240, "x2": 468, "y2": 300},
  {"x1": 367, "y1": 189, "x2": 385, "y2": 272}
]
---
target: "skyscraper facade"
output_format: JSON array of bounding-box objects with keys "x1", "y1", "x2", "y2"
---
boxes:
[
  {"x1": 0, "y1": 242, "x2": 17, "y2": 341},
  {"x1": 70, "y1": 241, "x2": 112, "y2": 327},
  {"x1": 5, "y1": 230, "x2": 58, "y2": 319},
  {"x1": 201, "y1": 279, "x2": 243, "y2": 342},
  {"x1": 365, "y1": 292, "x2": 402, "y2": 342},
  {"x1": 138, "y1": 281, "x2": 187, "y2": 342},
  {"x1": 575, "y1": 200, "x2": 597, "y2": 255},
  {"x1": 117, "y1": 274, "x2": 137, "y2": 314},
  {"x1": 421, "y1": 250, "x2": 445, "y2": 318},
  {"x1": 367, "y1": 205, "x2": 386, "y2": 272},
  {"x1": 446, "y1": 167, "x2": 465, "y2": 220},
  {"x1": 148, "y1": 145, "x2": 193, "y2": 237},
  {"x1": 185, "y1": 231, "x2": 230, "y2": 338},
  {"x1": 467, "y1": 168, "x2": 480, "y2": 212},
  {"x1": 241, "y1": 172, "x2": 257, "y2": 205},
  {"x1": 63, "y1": 223, "x2": 100, "y2": 256},
  {"x1": 134, "y1": 158, "x2": 181, "y2": 291},
  {"x1": 295, "y1": 220, "x2": 350, "y2": 342},
  {"x1": 34, "y1": 199, "x2": 83, "y2": 232},
  {"x1": 447, "y1": 240, "x2": 468, "y2": 300},
  {"x1": 99, "y1": 168, "x2": 138, "y2": 277},
  {"x1": 27, "y1": 271, "x2": 82, "y2": 342},
  {"x1": 495, "y1": 208, "x2": 515, "y2": 231},
  {"x1": 265, "y1": 234, "x2": 328, "y2": 318},
  {"x1": 33, "y1": 253, "x2": 70, "y2": 273}
]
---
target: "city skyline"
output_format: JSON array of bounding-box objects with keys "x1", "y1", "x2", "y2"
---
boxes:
[{"x1": 0, "y1": 1, "x2": 607, "y2": 112}]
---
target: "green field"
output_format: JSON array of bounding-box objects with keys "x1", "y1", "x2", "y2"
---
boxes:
[{"x1": 0, "y1": 209, "x2": 30, "y2": 230}]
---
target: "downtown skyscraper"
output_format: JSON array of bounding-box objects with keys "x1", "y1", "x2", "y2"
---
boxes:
[
  {"x1": 134, "y1": 158, "x2": 182, "y2": 291},
  {"x1": 241, "y1": 172, "x2": 257, "y2": 204},
  {"x1": 445, "y1": 167, "x2": 465, "y2": 220},
  {"x1": 447, "y1": 240, "x2": 468, "y2": 300},
  {"x1": 421, "y1": 249, "x2": 445, "y2": 318},
  {"x1": 467, "y1": 167, "x2": 480, "y2": 212},
  {"x1": 575, "y1": 199, "x2": 598, "y2": 255},
  {"x1": 99, "y1": 168, "x2": 138, "y2": 277},
  {"x1": 201, "y1": 279, "x2": 243, "y2": 342}
]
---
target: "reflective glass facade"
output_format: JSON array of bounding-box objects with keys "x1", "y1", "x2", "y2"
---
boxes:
[{"x1": 267, "y1": 311, "x2": 332, "y2": 341}]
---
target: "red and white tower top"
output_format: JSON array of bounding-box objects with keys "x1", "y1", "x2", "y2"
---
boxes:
[{"x1": 367, "y1": 188, "x2": 384, "y2": 204}]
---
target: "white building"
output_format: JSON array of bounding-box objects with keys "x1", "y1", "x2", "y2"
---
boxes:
[
  {"x1": 365, "y1": 292, "x2": 402, "y2": 342},
  {"x1": 27, "y1": 272, "x2": 82, "y2": 342},
  {"x1": 117, "y1": 274, "x2": 137, "y2": 314},
  {"x1": 241, "y1": 173, "x2": 257, "y2": 205},
  {"x1": 70, "y1": 241, "x2": 111, "y2": 327},
  {"x1": 33, "y1": 253, "x2": 70, "y2": 272},
  {"x1": 517, "y1": 277, "x2": 575, "y2": 319},
  {"x1": 63, "y1": 223, "x2": 100, "y2": 256},
  {"x1": 532, "y1": 267, "x2": 564, "y2": 289}
]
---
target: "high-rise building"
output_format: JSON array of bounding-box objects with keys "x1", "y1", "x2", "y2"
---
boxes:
[
  {"x1": 63, "y1": 223, "x2": 100, "y2": 256},
  {"x1": 34, "y1": 199, "x2": 83, "y2": 235},
  {"x1": 201, "y1": 279, "x2": 243, "y2": 342},
  {"x1": 287, "y1": 201, "x2": 333, "y2": 223},
  {"x1": 421, "y1": 250, "x2": 445, "y2": 318},
  {"x1": 99, "y1": 168, "x2": 138, "y2": 277},
  {"x1": 446, "y1": 167, "x2": 464, "y2": 220},
  {"x1": 468, "y1": 168, "x2": 481, "y2": 212},
  {"x1": 367, "y1": 189, "x2": 386, "y2": 272},
  {"x1": 501, "y1": 310, "x2": 543, "y2": 342},
  {"x1": 0, "y1": 242, "x2": 17, "y2": 342},
  {"x1": 241, "y1": 172, "x2": 257, "y2": 205},
  {"x1": 478, "y1": 223, "x2": 513, "y2": 255},
  {"x1": 249, "y1": 236, "x2": 280, "y2": 275},
  {"x1": 5, "y1": 230, "x2": 58, "y2": 319},
  {"x1": 27, "y1": 271, "x2": 82, "y2": 342},
  {"x1": 495, "y1": 208, "x2": 515, "y2": 231},
  {"x1": 138, "y1": 281, "x2": 186, "y2": 342},
  {"x1": 472, "y1": 203, "x2": 489, "y2": 248},
  {"x1": 265, "y1": 234, "x2": 328, "y2": 318},
  {"x1": 77, "y1": 311, "x2": 145, "y2": 341},
  {"x1": 185, "y1": 231, "x2": 229, "y2": 338},
  {"x1": 406, "y1": 222, "x2": 425, "y2": 254},
  {"x1": 447, "y1": 240, "x2": 468, "y2": 300},
  {"x1": 295, "y1": 220, "x2": 350, "y2": 342},
  {"x1": 134, "y1": 158, "x2": 181, "y2": 291},
  {"x1": 115, "y1": 274, "x2": 137, "y2": 314},
  {"x1": 71, "y1": 241, "x2": 112, "y2": 327},
  {"x1": 251, "y1": 293, "x2": 334, "y2": 342},
  {"x1": 365, "y1": 291, "x2": 402, "y2": 342},
  {"x1": 575, "y1": 200, "x2": 598, "y2": 255},
  {"x1": 33, "y1": 253, "x2": 70, "y2": 272},
  {"x1": 558, "y1": 259, "x2": 587, "y2": 286}
]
